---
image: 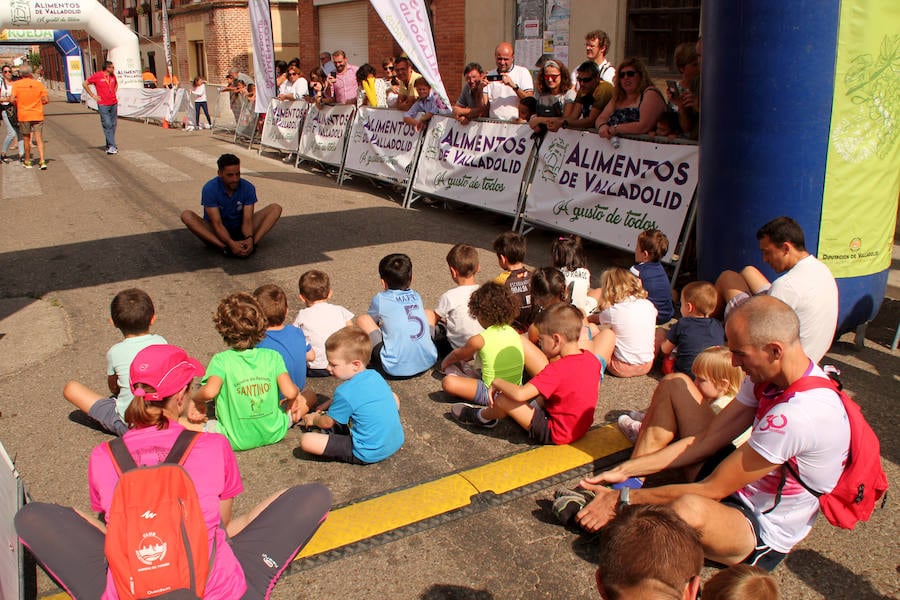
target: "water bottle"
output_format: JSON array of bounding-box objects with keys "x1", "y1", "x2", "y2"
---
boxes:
[{"x1": 610, "y1": 136, "x2": 621, "y2": 149}]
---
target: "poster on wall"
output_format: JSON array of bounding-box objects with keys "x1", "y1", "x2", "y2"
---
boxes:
[{"x1": 525, "y1": 129, "x2": 699, "y2": 261}]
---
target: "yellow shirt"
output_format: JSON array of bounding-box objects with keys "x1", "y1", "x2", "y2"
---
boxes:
[{"x1": 397, "y1": 71, "x2": 422, "y2": 99}]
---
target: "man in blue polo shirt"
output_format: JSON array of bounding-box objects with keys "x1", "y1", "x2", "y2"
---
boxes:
[{"x1": 181, "y1": 153, "x2": 282, "y2": 257}]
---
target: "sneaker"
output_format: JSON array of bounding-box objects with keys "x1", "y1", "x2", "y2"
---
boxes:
[
  {"x1": 185, "y1": 125, "x2": 195, "y2": 131},
  {"x1": 0, "y1": 155, "x2": 8, "y2": 164},
  {"x1": 106, "y1": 146, "x2": 118, "y2": 155},
  {"x1": 450, "y1": 403, "x2": 498, "y2": 428},
  {"x1": 23, "y1": 160, "x2": 32, "y2": 169},
  {"x1": 551, "y1": 488, "x2": 595, "y2": 525},
  {"x1": 282, "y1": 153, "x2": 295, "y2": 163},
  {"x1": 39, "y1": 161, "x2": 47, "y2": 170},
  {"x1": 617, "y1": 415, "x2": 642, "y2": 443},
  {"x1": 627, "y1": 410, "x2": 646, "y2": 421}
]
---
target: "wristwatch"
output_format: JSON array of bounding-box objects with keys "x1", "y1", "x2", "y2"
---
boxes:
[
  {"x1": 617, "y1": 487, "x2": 631, "y2": 509},
  {"x1": 512, "y1": 84, "x2": 519, "y2": 91}
]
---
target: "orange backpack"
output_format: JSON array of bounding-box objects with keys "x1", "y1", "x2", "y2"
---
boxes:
[{"x1": 104, "y1": 430, "x2": 212, "y2": 599}]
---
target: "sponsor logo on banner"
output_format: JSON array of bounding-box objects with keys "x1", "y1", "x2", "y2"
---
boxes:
[
  {"x1": 260, "y1": 99, "x2": 308, "y2": 152},
  {"x1": 297, "y1": 104, "x2": 355, "y2": 167},
  {"x1": 412, "y1": 116, "x2": 534, "y2": 216},
  {"x1": 525, "y1": 130, "x2": 699, "y2": 261},
  {"x1": 0, "y1": 29, "x2": 55, "y2": 41},
  {"x1": 344, "y1": 107, "x2": 421, "y2": 181}
]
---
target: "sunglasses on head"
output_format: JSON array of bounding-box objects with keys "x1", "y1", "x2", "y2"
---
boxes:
[{"x1": 619, "y1": 70, "x2": 638, "y2": 78}]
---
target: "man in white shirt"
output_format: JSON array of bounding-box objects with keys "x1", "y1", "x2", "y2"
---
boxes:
[
  {"x1": 483, "y1": 42, "x2": 533, "y2": 121},
  {"x1": 584, "y1": 30, "x2": 615, "y2": 84},
  {"x1": 574, "y1": 295, "x2": 850, "y2": 572},
  {"x1": 715, "y1": 216, "x2": 839, "y2": 363}
]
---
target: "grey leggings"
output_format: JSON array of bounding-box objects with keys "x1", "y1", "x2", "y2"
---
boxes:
[{"x1": 15, "y1": 483, "x2": 331, "y2": 599}]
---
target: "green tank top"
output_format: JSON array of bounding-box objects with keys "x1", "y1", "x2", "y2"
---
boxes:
[{"x1": 479, "y1": 324, "x2": 524, "y2": 386}]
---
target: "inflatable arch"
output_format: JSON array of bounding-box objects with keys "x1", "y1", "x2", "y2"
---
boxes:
[{"x1": 0, "y1": 0, "x2": 141, "y2": 88}]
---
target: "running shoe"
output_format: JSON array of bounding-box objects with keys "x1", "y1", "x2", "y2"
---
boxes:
[
  {"x1": 450, "y1": 403, "x2": 498, "y2": 428},
  {"x1": 617, "y1": 415, "x2": 642, "y2": 443},
  {"x1": 106, "y1": 146, "x2": 118, "y2": 155},
  {"x1": 39, "y1": 161, "x2": 47, "y2": 170},
  {"x1": 23, "y1": 160, "x2": 32, "y2": 169}
]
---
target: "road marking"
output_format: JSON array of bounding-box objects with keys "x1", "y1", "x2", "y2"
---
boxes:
[
  {"x1": 1, "y1": 162, "x2": 41, "y2": 197},
  {"x1": 172, "y1": 146, "x2": 258, "y2": 175},
  {"x1": 117, "y1": 149, "x2": 192, "y2": 181},
  {"x1": 59, "y1": 153, "x2": 118, "y2": 189}
]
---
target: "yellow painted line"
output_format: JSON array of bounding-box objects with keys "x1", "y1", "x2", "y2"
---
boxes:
[{"x1": 298, "y1": 425, "x2": 631, "y2": 559}]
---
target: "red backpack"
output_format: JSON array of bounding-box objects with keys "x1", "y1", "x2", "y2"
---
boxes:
[
  {"x1": 757, "y1": 376, "x2": 888, "y2": 530},
  {"x1": 104, "y1": 430, "x2": 212, "y2": 599}
]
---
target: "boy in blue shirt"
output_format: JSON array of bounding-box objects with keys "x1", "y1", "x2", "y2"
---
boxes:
[
  {"x1": 357, "y1": 253, "x2": 438, "y2": 377},
  {"x1": 630, "y1": 228, "x2": 675, "y2": 324},
  {"x1": 299, "y1": 326, "x2": 404, "y2": 464}
]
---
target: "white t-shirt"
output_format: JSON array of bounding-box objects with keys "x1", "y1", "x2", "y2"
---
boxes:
[
  {"x1": 597, "y1": 59, "x2": 615, "y2": 84},
  {"x1": 484, "y1": 64, "x2": 534, "y2": 121},
  {"x1": 560, "y1": 267, "x2": 597, "y2": 315},
  {"x1": 279, "y1": 77, "x2": 309, "y2": 100},
  {"x1": 435, "y1": 284, "x2": 483, "y2": 349},
  {"x1": 292, "y1": 302, "x2": 354, "y2": 370},
  {"x1": 768, "y1": 255, "x2": 838, "y2": 364},
  {"x1": 597, "y1": 296, "x2": 657, "y2": 364},
  {"x1": 191, "y1": 83, "x2": 207, "y2": 103},
  {"x1": 733, "y1": 367, "x2": 849, "y2": 553}
]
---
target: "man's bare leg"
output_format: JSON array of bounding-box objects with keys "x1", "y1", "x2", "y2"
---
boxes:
[
  {"x1": 632, "y1": 374, "x2": 712, "y2": 461},
  {"x1": 670, "y1": 494, "x2": 756, "y2": 565},
  {"x1": 251, "y1": 203, "x2": 282, "y2": 244},
  {"x1": 34, "y1": 130, "x2": 45, "y2": 162},
  {"x1": 181, "y1": 210, "x2": 227, "y2": 249}
]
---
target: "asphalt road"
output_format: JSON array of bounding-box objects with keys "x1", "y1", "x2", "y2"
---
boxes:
[{"x1": 0, "y1": 99, "x2": 897, "y2": 599}]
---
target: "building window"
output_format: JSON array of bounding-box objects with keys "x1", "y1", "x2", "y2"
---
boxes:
[
  {"x1": 626, "y1": 0, "x2": 701, "y2": 75},
  {"x1": 191, "y1": 41, "x2": 206, "y2": 79}
]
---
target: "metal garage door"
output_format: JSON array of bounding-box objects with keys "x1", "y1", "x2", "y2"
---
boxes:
[{"x1": 318, "y1": 1, "x2": 369, "y2": 67}]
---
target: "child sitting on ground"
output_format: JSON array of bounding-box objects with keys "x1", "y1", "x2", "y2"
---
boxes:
[
  {"x1": 299, "y1": 326, "x2": 404, "y2": 464},
  {"x1": 493, "y1": 231, "x2": 533, "y2": 333},
  {"x1": 429, "y1": 243, "x2": 484, "y2": 358},
  {"x1": 441, "y1": 282, "x2": 525, "y2": 403},
  {"x1": 357, "y1": 253, "x2": 438, "y2": 378},
  {"x1": 293, "y1": 269, "x2": 355, "y2": 378},
  {"x1": 402, "y1": 77, "x2": 451, "y2": 130},
  {"x1": 451, "y1": 303, "x2": 601, "y2": 444},
  {"x1": 63, "y1": 288, "x2": 167, "y2": 436},
  {"x1": 253, "y1": 284, "x2": 318, "y2": 407},
  {"x1": 630, "y1": 228, "x2": 675, "y2": 324},
  {"x1": 551, "y1": 234, "x2": 597, "y2": 316},
  {"x1": 658, "y1": 281, "x2": 725, "y2": 375},
  {"x1": 189, "y1": 292, "x2": 307, "y2": 451},
  {"x1": 617, "y1": 346, "x2": 745, "y2": 455},
  {"x1": 589, "y1": 268, "x2": 657, "y2": 378}
]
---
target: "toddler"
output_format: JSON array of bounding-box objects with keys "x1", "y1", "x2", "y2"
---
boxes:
[
  {"x1": 659, "y1": 281, "x2": 724, "y2": 375},
  {"x1": 429, "y1": 243, "x2": 484, "y2": 357},
  {"x1": 551, "y1": 234, "x2": 597, "y2": 315},
  {"x1": 63, "y1": 288, "x2": 167, "y2": 436},
  {"x1": 589, "y1": 268, "x2": 657, "y2": 378},
  {"x1": 293, "y1": 269, "x2": 354, "y2": 377},
  {"x1": 191, "y1": 292, "x2": 307, "y2": 451},
  {"x1": 630, "y1": 229, "x2": 675, "y2": 324},
  {"x1": 299, "y1": 326, "x2": 404, "y2": 464},
  {"x1": 357, "y1": 253, "x2": 438, "y2": 377},
  {"x1": 451, "y1": 303, "x2": 601, "y2": 444},
  {"x1": 441, "y1": 282, "x2": 524, "y2": 405}
]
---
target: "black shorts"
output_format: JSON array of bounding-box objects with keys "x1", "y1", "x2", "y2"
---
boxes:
[
  {"x1": 528, "y1": 402, "x2": 552, "y2": 444},
  {"x1": 720, "y1": 495, "x2": 788, "y2": 571},
  {"x1": 322, "y1": 432, "x2": 367, "y2": 465}
]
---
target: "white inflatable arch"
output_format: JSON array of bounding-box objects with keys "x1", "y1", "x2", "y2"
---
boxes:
[{"x1": 0, "y1": 0, "x2": 141, "y2": 87}]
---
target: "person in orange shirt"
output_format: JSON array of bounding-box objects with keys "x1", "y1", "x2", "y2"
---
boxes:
[
  {"x1": 162, "y1": 72, "x2": 180, "y2": 89},
  {"x1": 10, "y1": 64, "x2": 49, "y2": 170}
]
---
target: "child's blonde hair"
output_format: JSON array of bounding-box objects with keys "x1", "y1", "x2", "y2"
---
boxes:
[
  {"x1": 600, "y1": 267, "x2": 647, "y2": 307},
  {"x1": 702, "y1": 565, "x2": 781, "y2": 600},
  {"x1": 691, "y1": 346, "x2": 743, "y2": 397},
  {"x1": 325, "y1": 325, "x2": 372, "y2": 364}
]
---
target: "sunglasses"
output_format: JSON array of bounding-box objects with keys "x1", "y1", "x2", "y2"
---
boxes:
[
  {"x1": 619, "y1": 70, "x2": 638, "y2": 78},
  {"x1": 544, "y1": 73, "x2": 561, "y2": 79},
  {"x1": 576, "y1": 76, "x2": 595, "y2": 83},
  {"x1": 384, "y1": 65, "x2": 395, "y2": 71},
  {"x1": 288, "y1": 72, "x2": 299, "y2": 76}
]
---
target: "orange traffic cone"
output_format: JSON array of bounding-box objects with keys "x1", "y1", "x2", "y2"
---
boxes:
[{"x1": 162, "y1": 119, "x2": 169, "y2": 128}]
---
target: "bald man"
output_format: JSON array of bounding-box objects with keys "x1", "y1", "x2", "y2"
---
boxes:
[
  {"x1": 574, "y1": 296, "x2": 850, "y2": 572},
  {"x1": 483, "y1": 42, "x2": 533, "y2": 121}
]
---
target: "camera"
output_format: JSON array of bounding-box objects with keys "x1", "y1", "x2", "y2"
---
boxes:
[{"x1": 486, "y1": 73, "x2": 503, "y2": 82}]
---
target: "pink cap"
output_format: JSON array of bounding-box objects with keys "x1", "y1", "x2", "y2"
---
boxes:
[{"x1": 129, "y1": 345, "x2": 204, "y2": 401}]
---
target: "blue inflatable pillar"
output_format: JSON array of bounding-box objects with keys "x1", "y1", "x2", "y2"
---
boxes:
[
  {"x1": 698, "y1": 1, "x2": 899, "y2": 336},
  {"x1": 53, "y1": 30, "x2": 84, "y2": 103}
]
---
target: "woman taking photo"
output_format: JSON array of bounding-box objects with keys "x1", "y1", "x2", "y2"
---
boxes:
[
  {"x1": 16, "y1": 344, "x2": 330, "y2": 599},
  {"x1": 595, "y1": 57, "x2": 666, "y2": 139},
  {"x1": 528, "y1": 59, "x2": 576, "y2": 133}
]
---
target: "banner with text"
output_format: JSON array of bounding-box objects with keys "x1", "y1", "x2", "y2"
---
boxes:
[
  {"x1": 344, "y1": 107, "x2": 422, "y2": 182},
  {"x1": 248, "y1": 0, "x2": 276, "y2": 113},
  {"x1": 525, "y1": 130, "x2": 699, "y2": 261},
  {"x1": 412, "y1": 116, "x2": 534, "y2": 215},
  {"x1": 297, "y1": 104, "x2": 356, "y2": 166},
  {"x1": 85, "y1": 88, "x2": 185, "y2": 119},
  {"x1": 260, "y1": 98, "x2": 308, "y2": 152},
  {"x1": 235, "y1": 97, "x2": 258, "y2": 140}
]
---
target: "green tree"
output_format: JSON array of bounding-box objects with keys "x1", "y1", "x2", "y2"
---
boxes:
[{"x1": 27, "y1": 51, "x2": 41, "y2": 70}]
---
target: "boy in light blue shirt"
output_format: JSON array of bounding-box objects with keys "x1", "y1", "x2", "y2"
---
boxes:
[
  {"x1": 357, "y1": 253, "x2": 438, "y2": 378},
  {"x1": 402, "y1": 78, "x2": 451, "y2": 131},
  {"x1": 63, "y1": 288, "x2": 166, "y2": 435}
]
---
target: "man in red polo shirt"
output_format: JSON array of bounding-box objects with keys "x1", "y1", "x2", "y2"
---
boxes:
[
  {"x1": 84, "y1": 61, "x2": 119, "y2": 154},
  {"x1": 10, "y1": 64, "x2": 49, "y2": 170}
]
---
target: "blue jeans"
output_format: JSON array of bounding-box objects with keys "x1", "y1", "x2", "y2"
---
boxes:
[
  {"x1": 98, "y1": 103, "x2": 117, "y2": 148},
  {"x1": 2, "y1": 109, "x2": 23, "y2": 157}
]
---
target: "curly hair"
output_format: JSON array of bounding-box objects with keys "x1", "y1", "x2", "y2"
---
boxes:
[
  {"x1": 468, "y1": 282, "x2": 520, "y2": 328},
  {"x1": 213, "y1": 292, "x2": 268, "y2": 350},
  {"x1": 600, "y1": 267, "x2": 647, "y2": 307}
]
